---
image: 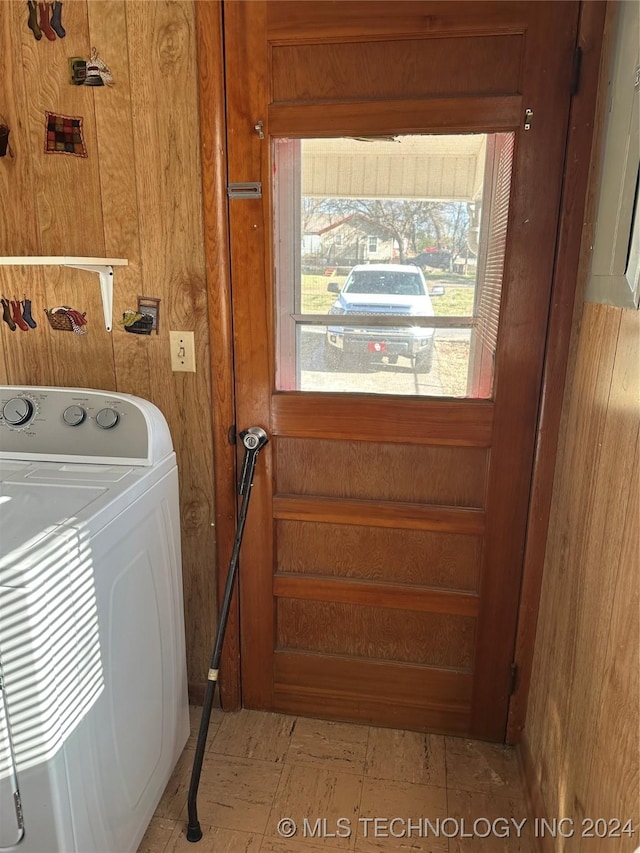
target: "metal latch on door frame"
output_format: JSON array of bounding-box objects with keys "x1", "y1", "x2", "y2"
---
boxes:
[{"x1": 227, "y1": 182, "x2": 262, "y2": 199}]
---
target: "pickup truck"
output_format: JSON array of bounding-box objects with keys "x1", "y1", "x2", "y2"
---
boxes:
[{"x1": 325, "y1": 264, "x2": 436, "y2": 371}]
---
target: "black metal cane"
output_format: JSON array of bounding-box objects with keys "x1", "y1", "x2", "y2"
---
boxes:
[{"x1": 186, "y1": 426, "x2": 269, "y2": 843}]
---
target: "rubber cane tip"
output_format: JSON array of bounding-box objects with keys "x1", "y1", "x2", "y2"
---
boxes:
[{"x1": 186, "y1": 823, "x2": 203, "y2": 843}]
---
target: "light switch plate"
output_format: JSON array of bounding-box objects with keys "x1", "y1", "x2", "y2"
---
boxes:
[{"x1": 169, "y1": 331, "x2": 196, "y2": 372}]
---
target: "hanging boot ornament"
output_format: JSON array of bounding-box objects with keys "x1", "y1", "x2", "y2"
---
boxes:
[
  {"x1": 21, "y1": 297, "x2": 37, "y2": 329},
  {"x1": 37, "y1": 1, "x2": 57, "y2": 40},
  {"x1": 26, "y1": 0, "x2": 42, "y2": 40},
  {"x1": 1, "y1": 298, "x2": 16, "y2": 331},
  {"x1": 50, "y1": 1, "x2": 65, "y2": 38},
  {"x1": 11, "y1": 300, "x2": 29, "y2": 332}
]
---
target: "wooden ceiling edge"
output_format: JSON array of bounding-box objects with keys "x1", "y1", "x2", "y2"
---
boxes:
[
  {"x1": 196, "y1": 0, "x2": 241, "y2": 711},
  {"x1": 506, "y1": 0, "x2": 610, "y2": 745}
]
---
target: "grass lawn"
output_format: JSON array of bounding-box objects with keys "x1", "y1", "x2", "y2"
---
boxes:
[
  {"x1": 432, "y1": 286, "x2": 475, "y2": 316},
  {"x1": 300, "y1": 274, "x2": 475, "y2": 316},
  {"x1": 301, "y1": 275, "x2": 346, "y2": 313},
  {"x1": 424, "y1": 271, "x2": 476, "y2": 284}
]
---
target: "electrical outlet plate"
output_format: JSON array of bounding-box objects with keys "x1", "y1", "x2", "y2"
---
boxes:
[{"x1": 169, "y1": 330, "x2": 196, "y2": 372}]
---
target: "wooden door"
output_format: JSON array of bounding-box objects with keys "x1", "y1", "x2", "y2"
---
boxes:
[{"x1": 222, "y1": 1, "x2": 580, "y2": 741}]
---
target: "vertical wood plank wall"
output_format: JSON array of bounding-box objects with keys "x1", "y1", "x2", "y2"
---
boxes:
[
  {"x1": 526, "y1": 301, "x2": 639, "y2": 851},
  {"x1": 0, "y1": 0, "x2": 217, "y2": 695}
]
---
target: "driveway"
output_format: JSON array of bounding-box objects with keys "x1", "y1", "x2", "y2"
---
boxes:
[{"x1": 297, "y1": 328, "x2": 470, "y2": 397}]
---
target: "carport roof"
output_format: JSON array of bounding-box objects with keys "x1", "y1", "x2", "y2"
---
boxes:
[{"x1": 301, "y1": 135, "x2": 486, "y2": 202}]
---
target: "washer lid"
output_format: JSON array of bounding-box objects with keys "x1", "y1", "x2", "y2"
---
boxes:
[{"x1": 0, "y1": 482, "x2": 106, "y2": 580}]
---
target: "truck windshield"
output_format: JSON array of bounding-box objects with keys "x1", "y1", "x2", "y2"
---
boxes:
[{"x1": 344, "y1": 272, "x2": 424, "y2": 296}]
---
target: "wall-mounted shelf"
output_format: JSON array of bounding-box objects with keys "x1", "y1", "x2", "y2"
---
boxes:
[{"x1": 0, "y1": 256, "x2": 129, "y2": 331}]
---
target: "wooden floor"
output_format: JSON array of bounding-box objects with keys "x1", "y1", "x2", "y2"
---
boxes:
[{"x1": 138, "y1": 708, "x2": 534, "y2": 852}]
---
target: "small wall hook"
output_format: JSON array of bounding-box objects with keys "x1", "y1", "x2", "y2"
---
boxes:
[{"x1": 0, "y1": 114, "x2": 13, "y2": 157}]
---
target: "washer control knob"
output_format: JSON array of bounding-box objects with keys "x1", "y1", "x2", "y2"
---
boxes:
[
  {"x1": 63, "y1": 405, "x2": 87, "y2": 427},
  {"x1": 96, "y1": 407, "x2": 120, "y2": 430},
  {"x1": 3, "y1": 397, "x2": 34, "y2": 426}
]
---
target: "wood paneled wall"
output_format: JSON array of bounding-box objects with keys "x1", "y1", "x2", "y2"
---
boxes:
[
  {"x1": 0, "y1": 1, "x2": 217, "y2": 694},
  {"x1": 526, "y1": 301, "x2": 639, "y2": 851}
]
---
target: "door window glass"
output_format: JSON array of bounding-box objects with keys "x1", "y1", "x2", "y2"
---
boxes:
[{"x1": 274, "y1": 134, "x2": 515, "y2": 398}]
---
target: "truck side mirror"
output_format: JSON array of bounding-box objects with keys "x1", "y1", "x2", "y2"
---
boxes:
[{"x1": 327, "y1": 281, "x2": 341, "y2": 294}]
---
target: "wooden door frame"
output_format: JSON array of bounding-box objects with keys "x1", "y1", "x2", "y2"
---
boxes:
[
  {"x1": 506, "y1": 0, "x2": 608, "y2": 742},
  {"x1": 195, "y1": 0, "x2": 608, "y2": 733},
  {"x1": 194, "y1": 0, "x2": 240, "y2": 709}
]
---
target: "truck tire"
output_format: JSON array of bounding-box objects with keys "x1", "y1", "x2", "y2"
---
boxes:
[{"x1": 414, "y1": 346, "x2": 434, "y2": 373}]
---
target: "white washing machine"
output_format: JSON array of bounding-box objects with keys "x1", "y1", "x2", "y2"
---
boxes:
[{"x1": 0, "y1": 386, "x2": 189, "y2": 853}]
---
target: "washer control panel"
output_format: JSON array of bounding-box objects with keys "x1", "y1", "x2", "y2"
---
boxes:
[{"x1": 0, "y1": 387, "x2": 173, "y2": 465}]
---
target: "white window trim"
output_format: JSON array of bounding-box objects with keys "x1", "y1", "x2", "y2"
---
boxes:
[{"x1": 586, "y1": 1, "x2": 640, "y2": 309}]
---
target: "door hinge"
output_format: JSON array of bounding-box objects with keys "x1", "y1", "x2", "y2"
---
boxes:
[
  {"x1": 509, "y1": 662, "x2": 519, "y2": 696},
  {"x1": 227, "y1": 424, "x2": 237, "y2": 445},
  {"x1": 571, "y1": 46, "x2": 582, "y2": 96},
  {"x1": 227, "y1": 182, "x2": 262, "y2": 199}
]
